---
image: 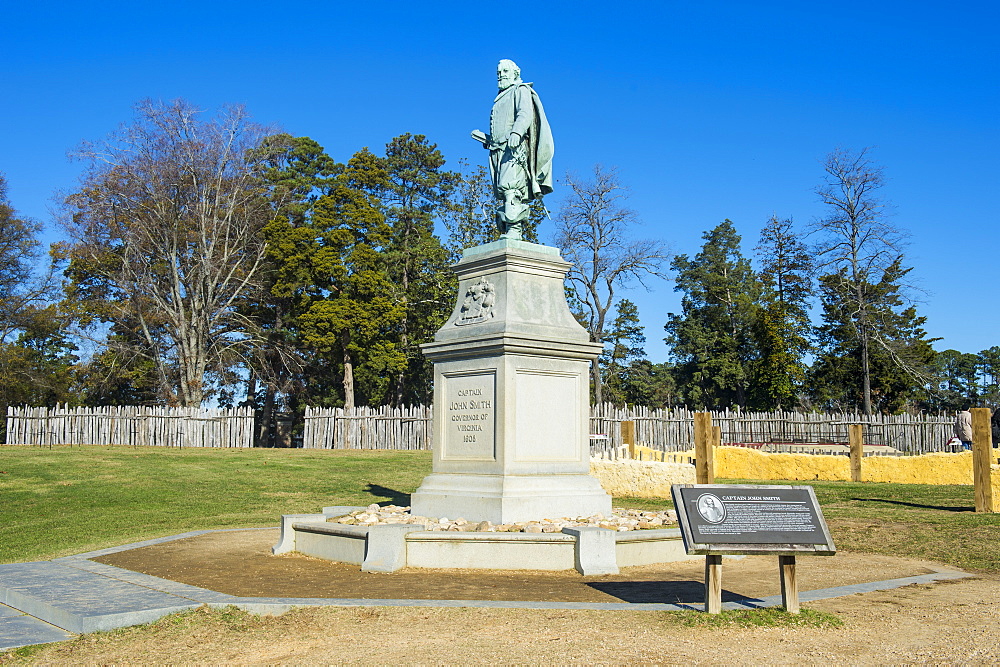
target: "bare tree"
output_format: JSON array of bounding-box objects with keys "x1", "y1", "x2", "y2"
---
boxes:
[
  {"x1": 62, "y1": 99, "x2": 284, "y2": 406},
  {"x1": 0, "y1": 173, "x2": 55, "y2": 344},
  {"x1": 554, "y1": 165, "x2": 669, "y2": 405},
  {"x1": 811, "y1": 147, "x2": 924, "y2": 414}
]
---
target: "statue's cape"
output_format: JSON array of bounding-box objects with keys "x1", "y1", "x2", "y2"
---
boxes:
[{"x1": 520, "y1": 83, "x2": 554, "y2": 200}]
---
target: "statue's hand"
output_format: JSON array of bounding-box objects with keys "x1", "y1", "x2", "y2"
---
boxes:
[
  {"x1": 470, "y1": 129, "x2": 489, "y2": 148},
  {"x1": 507, "y1": 133, "x2": 521, "y2": 150}
]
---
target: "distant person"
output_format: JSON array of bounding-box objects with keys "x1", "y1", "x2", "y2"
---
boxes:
[{"x1": 954, "y1": 406, "x2": 973, "y2": 451}]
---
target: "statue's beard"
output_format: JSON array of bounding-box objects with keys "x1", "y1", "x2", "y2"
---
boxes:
[{"x1": 497, "y1": 75, "x2": 517, "y2": 90}]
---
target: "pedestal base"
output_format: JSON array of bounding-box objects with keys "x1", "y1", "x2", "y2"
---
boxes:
[{"x1": 411, "y1": 472, "x2": 611, "y2": 524}]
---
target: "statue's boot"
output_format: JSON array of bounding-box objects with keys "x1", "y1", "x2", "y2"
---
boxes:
[{"x1": 500, "y1": 193, "x2": 527, "y2": 240}]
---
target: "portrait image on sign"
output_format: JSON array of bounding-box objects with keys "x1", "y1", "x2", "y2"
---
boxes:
[{"x1": 696, "y1": 493, "x2": 726, "y2": 524}]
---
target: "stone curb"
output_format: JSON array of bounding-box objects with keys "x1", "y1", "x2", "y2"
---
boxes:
[{"x1": 0, "y1": 528, "x2": 977, "y2": 654}]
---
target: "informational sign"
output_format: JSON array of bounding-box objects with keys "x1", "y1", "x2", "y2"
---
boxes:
[{"x1": 671, "y1": 484, "x2": 836, "y2": 555}]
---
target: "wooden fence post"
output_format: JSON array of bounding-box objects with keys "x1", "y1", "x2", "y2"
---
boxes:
[
  {"x1": 849, "y1": 424, "x2": 863, "y2": 482},
  {"x1": 621, "y1": 420, "x2": 636, "y2": 459},
  {"x1": 694, "y1": 412, "x2": 714, "y2": 484},
  {"x1": 972, "y1": 408, "x2": 995, "y2": 513}
]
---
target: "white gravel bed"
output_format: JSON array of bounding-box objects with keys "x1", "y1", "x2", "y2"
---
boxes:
[{"x1": 328, "y1": 504, "x2": 677, "y2": 533}]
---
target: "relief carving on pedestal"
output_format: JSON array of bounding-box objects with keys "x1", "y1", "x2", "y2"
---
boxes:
[{"x1": 456, "y1": 276, "x2": 496, "y2": 326}]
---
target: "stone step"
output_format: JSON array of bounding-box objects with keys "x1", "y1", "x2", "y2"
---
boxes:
[
  {"x1": 0, "y1": 561, "x2": 199, "y2": 635},
  {"x1": 0, "y1": 602, "x2": 74, "y2": 653}
]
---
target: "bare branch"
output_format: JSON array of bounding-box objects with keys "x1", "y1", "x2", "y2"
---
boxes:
[
  {"x1": 62, "y1": 99, "x2": 285, "y2": 406},
  {"x1": 553, "y1": 165, "x2": 670, "y2": 404}
]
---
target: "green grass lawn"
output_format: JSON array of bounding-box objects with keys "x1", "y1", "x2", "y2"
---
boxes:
[
  {"x1": 0, "y1": 446, "x2": 432, "y2": 563},
  {"x1": 618, "y1": 478, "x2": 1000, "y2": 574},
  {"x1": 2, "y1": 446, "x2": 998, "y2": 573}
]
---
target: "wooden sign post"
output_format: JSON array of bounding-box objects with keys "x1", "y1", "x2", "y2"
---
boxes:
[
  {"x1": 705, "y1": 554, "x2": 722, "y2": 614},
  {"x1": 971, "y1": 408, "x2": 995, "y2": 513},
  {"x1": 779, "y1": 555, "x2": 799, "y2": 613},
  {"x1": 672, "y1": 484, "x2": 836, "y2": 614}
]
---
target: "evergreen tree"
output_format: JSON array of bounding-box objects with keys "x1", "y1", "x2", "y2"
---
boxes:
[
  {"x1": 600, "y1": 299, "x2": 646, "y2": 406},
  {"x1": 751, "y1": 215, "x2": 813, "y2": 409},
  {"x1": 0, "y1": 173, "x2": 51, "y2": 342},
  {"x1": 0, "y1": 173, "x2": 68, "y2": 427},
  {"x1": 299, "y1": 148, "x2": 405, "y2": 409},
  {"x1": 444, "y1": 159, "x2": 541, "y2": 263},
  {"x1": 977, "y1": 346, "x2": 1000, "y2": 405},
  {"x1": 810, "y1": 147, "x2": 929, "y2": 414},
  {"x1": 382, "y1": 134, "x2": 458, "y2": 405},
  {"x1": 619, "y1": 359, "x2": 680, "y2": 408},
  {"x1": 808, "y1": 260, "x2": 937, "y2": 413},
  {"x1": 664, "y1": 220, "x2": 762, "y2": 409},
  {"x1": 0, "y1": 305, "x2": 78, "y2": 418},
  {"x1": 928, "y1": 349, "x2": 982, "y2": 410},
  {"x1": 247, "y1": 134, "x2": 338, "y2": 439}
]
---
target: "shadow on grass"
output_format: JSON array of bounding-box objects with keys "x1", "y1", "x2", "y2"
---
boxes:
[
  {"x1": 851, "y1": 498, "x2": 974, "y2": 512},
  {"x1": 587, "y1": 580, "x2": 764, "y2": 606},
  {"x1": 364, "y1": 483, "x2": 411, "y2": 507}
]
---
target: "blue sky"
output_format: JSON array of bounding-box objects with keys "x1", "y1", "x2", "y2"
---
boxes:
[{"x1": 4, "y1": 1, "x2": 998, "y2": 362}]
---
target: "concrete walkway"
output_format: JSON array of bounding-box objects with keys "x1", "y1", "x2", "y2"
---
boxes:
[{"x1": 0, "y1": 529, "x2": 975, "y2": 653}]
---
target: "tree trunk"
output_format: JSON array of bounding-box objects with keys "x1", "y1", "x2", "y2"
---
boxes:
[
  {"x1": 860, "y1": 330, "x2": 873, "y2": 415},
  {"x1": 341, "y1": 329, "x2": 355, "y2": 410},
  {"x1": 246, "y1": 374, "x2": 261, "y2": 446},
  {"x1": 592, "y1": 359, "x2": 603, "y2": 406},
  {"x1": 260, "y1": 386, "x2": 275, "y2": 447}
]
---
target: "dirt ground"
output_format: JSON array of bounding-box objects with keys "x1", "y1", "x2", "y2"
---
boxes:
[
  {"x1": 16, "y1": 529, "x2": 999, "y2": 664},
  {"x1": 97, "y1": 528, "x2": 948, "y2": 603}
]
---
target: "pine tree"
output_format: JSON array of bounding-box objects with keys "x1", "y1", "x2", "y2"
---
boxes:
[
  {"x1": 299, "y1": 148, "x2": 406, "y2": 409},
  {"x1": 810, "y1": 147, "x2": 931, "y2": 414},
  {"x1": 664, "y1": 220, "x2": 762, "y2": 409},
  {"x1": 751, "y1": 215, "x2": 813, "y2": 409},
  {"x1": 245, "y1": 134, "x2": 339, "y2": 440},
  {"x1": 600, "y1": 299, "x2": 646, "y2": 406},
  {"x1": 382, "y1": 134, "x2": 458, "y2": 405},
  {"x1": 977, "y1": 346, "x2": 1000, "y2": 405},
  {"x1": 808, "y1": 260, "x2": 937, "y2": 413},
  {"x1": 619, "y1": 360, "x2": 679, "y2": 408}
]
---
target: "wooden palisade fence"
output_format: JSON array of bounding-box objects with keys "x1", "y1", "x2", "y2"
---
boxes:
[
  {"x1": 302, "y1": 405, "x2": 432, "y2": 450},
  {"x1": 5, "y1": 405, "x2": 254, "y2": 448},
  {"x1": 6, "y1": 403, "x2": 955, "y2": 454},
  {"x1": 588, "y1": 405, "x2": 955, "y2": 457}
]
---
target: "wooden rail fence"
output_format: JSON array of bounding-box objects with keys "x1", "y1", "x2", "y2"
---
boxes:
[{"x1": 5, "y1": 405, "x2": 254, "y2": 448}]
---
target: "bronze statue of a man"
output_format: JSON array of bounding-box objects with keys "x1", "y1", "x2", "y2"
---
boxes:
[{"x1": 472, "y1": 59, "x2": 554, "y2": 240}]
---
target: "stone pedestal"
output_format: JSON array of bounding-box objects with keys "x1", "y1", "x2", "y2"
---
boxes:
[{"x1": 410, "y1": 239, "x2": 611, "y2": 524}]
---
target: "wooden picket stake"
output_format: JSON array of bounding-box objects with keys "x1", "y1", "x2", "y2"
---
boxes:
[
  {"x1": 849, "y1": 424, "x2": 864, "y2": 482},
  {"x1": 621, "y1": 420, "x2": 636, "y2": 460},
  {"x1": 694, "y1": 412, "x2": 714, "y2": 484}
]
